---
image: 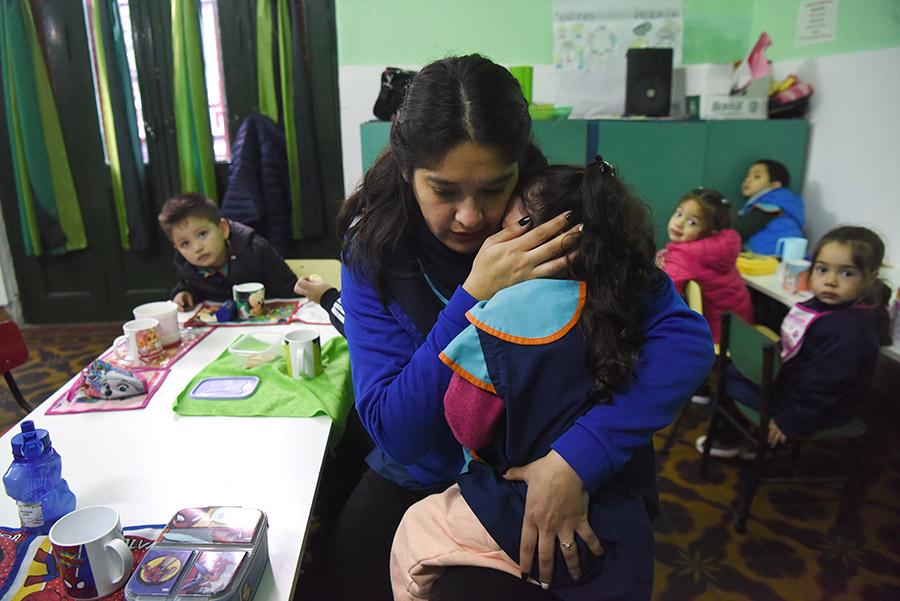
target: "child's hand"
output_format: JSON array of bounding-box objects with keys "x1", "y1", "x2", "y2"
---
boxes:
[
  {"x1": 173, "y1": 291, "x2": 195, "y2": 312},
  {"x1": 294, "y1": 276, "x2": 334, "y2": 305},
  {"x1": 767, "y1": 419, "x2": 787, "y2": 447}
]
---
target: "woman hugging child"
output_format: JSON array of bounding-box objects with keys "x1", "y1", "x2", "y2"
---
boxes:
[
  {"x1": 700, "y1": 225, "x2": 891, "y2": 457},
  {"x1": 390, "y1": 158, "x2": 711, "y2": 600},
  {"x1": 657, "y1": 188, "x2": 753, "y2": 343}
]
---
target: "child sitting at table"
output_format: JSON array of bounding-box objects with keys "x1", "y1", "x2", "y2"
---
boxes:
[
  {"x1": 698, "y1": 226, "x2": 891, "y2": 458},
  {"x1": 735, "y1": 159, "x2": 805, "y2": 255},
  {"x1": 390, "y1": 159, "x2": 708, "y2": 599},
  {"x1": 158, "y1": 193, "x2": 299, "y2": 311},
  {"x1": 657, "y1": 188, "x2": 753, "y2": 344}
]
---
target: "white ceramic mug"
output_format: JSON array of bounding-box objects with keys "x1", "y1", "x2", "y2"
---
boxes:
[
  {"x1": 283, "y1": 329, "x2": 323, "y2": 379},
  {"x1": 133, "y1": 301, "x2": 180, "y2": 346},
  {"x1": 49, "y1": 506, "x2": 134, "y2": 600},
  {"x1": 114, "y1": 318, "x2": 163, "y2": 362},
  {"x1": 233, "y1": 282, "x2": 266, "y2": 320}
]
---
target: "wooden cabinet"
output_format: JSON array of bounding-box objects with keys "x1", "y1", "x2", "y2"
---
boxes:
[{"x1": 361, "y1": 119, "x2": 809, "y2": 249}]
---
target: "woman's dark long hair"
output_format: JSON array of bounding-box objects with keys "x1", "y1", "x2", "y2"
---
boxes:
[
  {"x1": 519, "y1": 159, "x2": 664, "y2": 397},
  {"x1": 337, "y1": 54, "x2": 546, "y2": 302}
]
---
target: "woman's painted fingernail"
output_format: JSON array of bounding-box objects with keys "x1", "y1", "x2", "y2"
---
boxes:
[
  {"x1": 521, "y1": 572, "x2": 528, "y2": 581},
  {"x1": 518, "y1": 215, "x2": 532, "y2": 227},
  {"x1": 565, "y1": 211, "x2": 574, "y2": 221},
  {"x1": 577, "y1": 223, "x2": 584, "y2": 232},
  {"x1": 541, "y1": 582, "x2": 550, "y2": 590}
]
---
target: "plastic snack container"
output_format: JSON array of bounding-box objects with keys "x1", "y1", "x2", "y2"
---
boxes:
[
  {"x1": 125, "y1": 506, "x2": 268, "y2": 601},
  {"x1": 227, "y1": 333, "x2": 281, "y2": 368}
]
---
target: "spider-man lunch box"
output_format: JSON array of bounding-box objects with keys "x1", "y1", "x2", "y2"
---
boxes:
[{"x1": 125, "y1": 506, "x2": 268, "y2": 601}]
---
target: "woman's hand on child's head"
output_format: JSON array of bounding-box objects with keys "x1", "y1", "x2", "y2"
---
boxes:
[
  {"x1": 294, "y1": 276, "x2": 333, "y2": 305},
  {"x1": 463, "y1": 211, "x2": 581, "y2": 301},
  {"x1": 173, "y1": 291, "x2": 194, "y2": 312},
  {"x1": 503, "y1": 450, "x2": 603, "y2": 586},
  {"x1": 767, "y1": 419, "x2": 787, "y2": 447}
]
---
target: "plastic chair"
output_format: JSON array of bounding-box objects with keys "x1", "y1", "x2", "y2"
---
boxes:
[
  {"x1": 699, "y1": 312, "x2": 867, "y2": 533},
  {"x1": 285, "y1": 259, "x2": 341, "y2": 289},
  {"x1": 0, "y1": 321, "x2": 33, "y2": 412},
  {"x1": 660, "y1": 281, "x2": 708, "y2": 454}
]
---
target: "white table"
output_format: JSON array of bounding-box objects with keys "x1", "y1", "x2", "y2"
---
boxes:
[
  {"x1": 0, "y1": 318, "x2": 340, "y2": 600},
  {"x1": 742, "y1": 272, "x2": 900, "y2": 363}
]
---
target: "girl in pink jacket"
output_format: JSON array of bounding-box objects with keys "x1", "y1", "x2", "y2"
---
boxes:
[{"x1": 658, "y1": 188, "x2": 753, "y2": 343}]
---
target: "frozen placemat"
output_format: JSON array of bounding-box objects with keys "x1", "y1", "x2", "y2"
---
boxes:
[{"x1": 182, "y1": 300, "x2": 301, "y2": 327}]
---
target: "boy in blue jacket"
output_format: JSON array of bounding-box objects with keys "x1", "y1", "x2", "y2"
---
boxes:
[{"x1": 735, "y1": 159, "x2": 804, "y2": 255}]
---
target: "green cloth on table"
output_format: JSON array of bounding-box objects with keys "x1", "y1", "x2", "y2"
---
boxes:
[{"x1": 173, "y1": 337, "x2": 354, "y2": 444}]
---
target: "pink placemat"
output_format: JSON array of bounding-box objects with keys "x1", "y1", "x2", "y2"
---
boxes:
[
  {"x1": 46, "y1": 367, "x2": 170, "y2": 415},
  {"x1": 182, "y1": 299, "x2": 301, "y2": 327},
  {"x1": 101, "y1": 327, "x2": 212, "y2": 370}
]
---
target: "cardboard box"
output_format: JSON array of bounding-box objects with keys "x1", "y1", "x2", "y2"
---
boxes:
[{"x1": 686, "y1": 63, "x2": 770, "y2": 120}]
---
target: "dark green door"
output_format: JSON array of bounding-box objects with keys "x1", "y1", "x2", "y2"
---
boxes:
[{"x1": 0, "y1": 1, "x2": 173, "y2": 324}]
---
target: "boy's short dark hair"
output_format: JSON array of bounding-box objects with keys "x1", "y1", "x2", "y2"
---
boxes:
[
  {"x1": 158, "y1": 193, "x2": 220, "y2": 238},
  {"x1": 754, "y1": 159, "x2": 790, "y2": 188}
]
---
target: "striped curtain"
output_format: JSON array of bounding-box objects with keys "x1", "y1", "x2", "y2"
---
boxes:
[
  {"x1": 171, "y1": 0, "x2": 216, "y2": 199},
  {"x1": 0, "y1": 0, "x2": 87, "y2": 256},
  {"x1": 92, "y1": 0, "x2": 152, "y2": 250}
]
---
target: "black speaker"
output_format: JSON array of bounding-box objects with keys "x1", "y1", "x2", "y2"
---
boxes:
[{"x1": 625, "y1": 48, "x2": 673, "y2": 117}]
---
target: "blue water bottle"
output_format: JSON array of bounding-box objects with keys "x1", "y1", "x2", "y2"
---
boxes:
[{"x1": 3, "y1": 421, "x2": 76, "y2": 534}]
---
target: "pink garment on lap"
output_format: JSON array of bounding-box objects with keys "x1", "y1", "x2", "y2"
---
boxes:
[{"x1": 390, "y1": 483, "x2": 522, "y2": 600}]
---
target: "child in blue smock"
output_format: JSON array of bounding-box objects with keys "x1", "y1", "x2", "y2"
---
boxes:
[
  {"x1": 391, "y1": 159, "x2": 710, "y2": 600},
  {"x1": 735, "y1": 159, "x2": 805, "y2": 255}
]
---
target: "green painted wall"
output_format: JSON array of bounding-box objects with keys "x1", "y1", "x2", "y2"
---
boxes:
[
  {"x1": 335, "y1": 0, "x2": 553, "y2": 65},
  {"x1": 682, "y1": 0, "x2": 754, "y2": 64},
  {"x1": 337, "y1": 0, "x2": 900, "y2": 67},
  {"x1": 752, "y1": 0, "x2": 900, "y2": 61}
]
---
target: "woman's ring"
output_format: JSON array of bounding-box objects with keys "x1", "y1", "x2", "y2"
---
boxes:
[{"x1": 560, "y1": 541, "x2": 574, "y2": 549}]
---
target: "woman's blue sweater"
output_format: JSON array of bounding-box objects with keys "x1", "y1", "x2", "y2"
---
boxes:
[{"x1": 341, "y1": 264, "x2": 714, "y2": 492}]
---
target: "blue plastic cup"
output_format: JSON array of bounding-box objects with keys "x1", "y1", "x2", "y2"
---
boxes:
[{"x1": 775, "y1": 237, "x2": 808, "y2": 262}]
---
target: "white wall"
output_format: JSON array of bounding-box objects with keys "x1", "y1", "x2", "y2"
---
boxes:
[{"x1": 771, "y1": 46, "x2": 900, "y2": 289}]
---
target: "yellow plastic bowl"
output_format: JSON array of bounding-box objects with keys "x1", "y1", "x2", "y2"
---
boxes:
[{"x1": 736, "y1": 253, "x2": 779, "y2": 276}]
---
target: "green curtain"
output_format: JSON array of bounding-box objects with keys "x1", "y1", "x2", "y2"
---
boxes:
[
  {"x1": 276, "y1": 0, "x2": 302, "y2": 237},
  {"x1": 0, "y1": 0, "x2": 87, "y2": 256},
  {"x1": 255, "y1": 0, "x2": 278, "y2": 121},
  {"x1": 93, "y1": 0, "x2": 152, "y2": 250},
  {"x1": 171, "y1": 0, "x2": 215, "y2": 199},
  {"x1": 254, "y1": 0, "x2": 324, "y2": 239}
]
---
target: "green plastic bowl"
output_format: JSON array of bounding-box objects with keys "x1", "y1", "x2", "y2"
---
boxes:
[{"x1": 529, "y1": 104, "x2": 573, "y2": 120}]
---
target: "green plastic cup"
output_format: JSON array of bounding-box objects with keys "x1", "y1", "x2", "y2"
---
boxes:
[{"x1": 508, "y1": 66, "x2": 533, "y2": 105}]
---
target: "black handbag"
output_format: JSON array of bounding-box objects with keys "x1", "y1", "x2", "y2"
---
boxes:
[{"x1": 373, "y1": 67, "x2": 416, "y2": 121}]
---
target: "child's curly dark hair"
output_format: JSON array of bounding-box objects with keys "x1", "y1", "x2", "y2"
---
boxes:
[{"x1": 518, "y1": 158, "x2": 665, "y2": 399}]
